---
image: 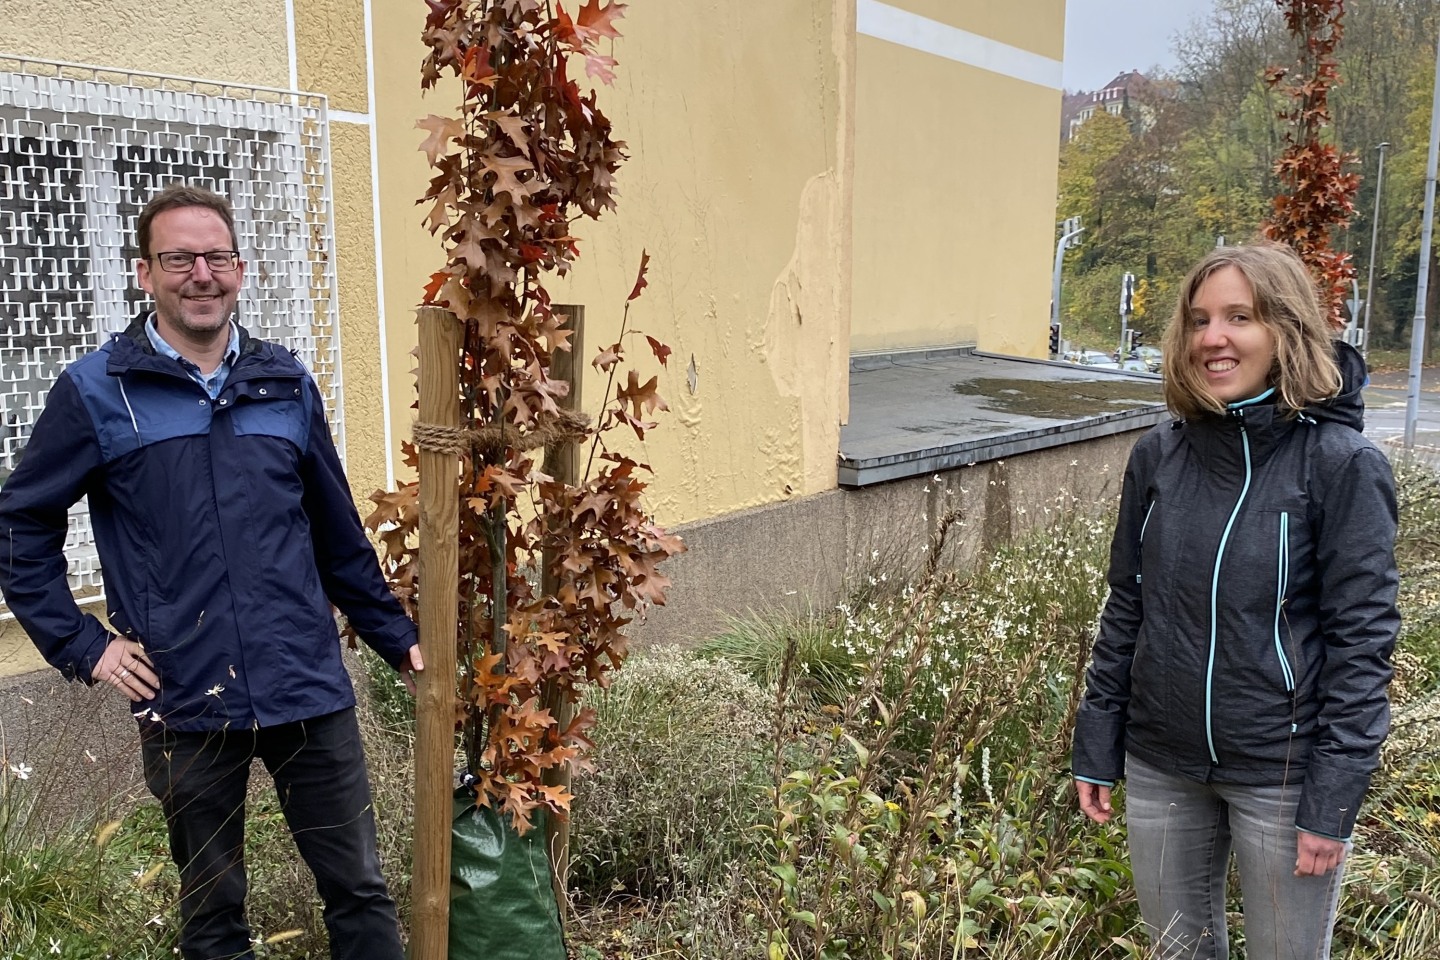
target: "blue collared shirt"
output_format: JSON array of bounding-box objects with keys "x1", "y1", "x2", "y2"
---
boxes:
[{"x1": 145, "y1": 317, "x2": 241, "y2": 400}]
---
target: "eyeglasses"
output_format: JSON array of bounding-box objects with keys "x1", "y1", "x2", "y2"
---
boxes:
[{"x1": 150, "y1": 250, "x2": 241, "y2": 273}]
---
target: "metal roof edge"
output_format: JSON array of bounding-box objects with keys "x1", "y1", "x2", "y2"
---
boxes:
[
  {"x1": 837, "y1": 403, "x2": 1170, "y2": 488},
  {"x1": 849, "y1": 345, "x2": 977, "y2": 371},
  {"x1": 969, "y1": 349, "x2": 1163, "y2": 380}
]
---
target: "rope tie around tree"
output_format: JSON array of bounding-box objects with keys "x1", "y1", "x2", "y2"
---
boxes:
[{"x1": 411, "y1": 409, "x2": 592, "y2": 458}]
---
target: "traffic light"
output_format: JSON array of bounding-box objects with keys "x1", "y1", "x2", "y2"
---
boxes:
[
  {"x1": 1132, "y1": 329, "x2": 1144, "y2": 349},
  {"x1": 1049, "y1": 322, "x2": 1061, "y2": 358}
]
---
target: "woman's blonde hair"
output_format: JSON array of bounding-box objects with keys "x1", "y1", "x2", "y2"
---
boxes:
[{"x1": 1161, "y1": 241, "x2": 1342, "y2": 419}]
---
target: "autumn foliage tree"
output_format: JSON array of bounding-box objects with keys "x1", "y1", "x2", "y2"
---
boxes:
[
  {"x1": 360, "y1": 0, "x2": 683, "y2": 834},
  {"x1": 1262, "y1": 0, "x2": 1360, "y2": 327}
]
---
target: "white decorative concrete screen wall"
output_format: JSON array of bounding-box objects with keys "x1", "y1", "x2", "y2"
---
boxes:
[{"x1": 0, "y1": 55, "x2": 341, "y2": 596}]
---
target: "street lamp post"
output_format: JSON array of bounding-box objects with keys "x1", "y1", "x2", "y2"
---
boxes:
[
  {"x1": 1405, "y1": 30, "x2": 1440, "y2": 448},
  {"x1": 1363, "y1": 141, "x2": 1390, "y2": 358}
]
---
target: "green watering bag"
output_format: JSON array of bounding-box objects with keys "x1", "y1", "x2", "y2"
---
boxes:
[{"x1": 447, "y1": 789, "x2": 566, "y2": 960}]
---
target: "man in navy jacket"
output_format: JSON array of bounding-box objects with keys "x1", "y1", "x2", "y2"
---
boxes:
[{"x1": 0, "y1": 184, "x2": 422, "y2": 959}]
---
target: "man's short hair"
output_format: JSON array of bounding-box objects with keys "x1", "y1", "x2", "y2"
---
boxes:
[{"x1": 136, "y1": 184, "x2": 239, "y2": 259}]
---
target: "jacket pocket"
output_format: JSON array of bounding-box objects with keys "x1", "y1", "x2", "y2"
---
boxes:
[
  {"x1": 1136, "y1": 498, "x2": 1157, "y2": 585},
  {"x1": 227, "y1": 388, "x2": 308, "y2": 451}
]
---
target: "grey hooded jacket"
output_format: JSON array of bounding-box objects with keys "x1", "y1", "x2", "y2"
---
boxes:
[{"x1": 1072, "y1": 343, "x2": 1399, "y2": 840}]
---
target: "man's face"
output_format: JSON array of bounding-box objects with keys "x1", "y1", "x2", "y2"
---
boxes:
[{"x1": 135, "y1": 207, "x2": 244, "y2": 344}]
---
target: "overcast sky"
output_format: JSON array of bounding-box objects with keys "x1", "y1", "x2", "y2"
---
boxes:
[{"x1": 1063, "y1": 0, "x2": 1217, "y2": 91}]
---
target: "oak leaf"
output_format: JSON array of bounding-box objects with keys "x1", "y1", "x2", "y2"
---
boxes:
[
  {"x1": 416, "y1": 115, "x2": 464, "y2": 167},
  {"x1": 628, "y1": 248, "x2": 649, "y2": 301},
  {"x1": 576, "y1": 0, "x2": 626, "y2": 42},
  {"x1": 644, "y1": 335, "x2": 671, "y2": 367}
]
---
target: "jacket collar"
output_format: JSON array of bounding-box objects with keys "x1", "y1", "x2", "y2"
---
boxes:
[
  {"x1": 105, "y1": 312, "x2": 288, "y2": 379},
  {"x1": 1180, "y1": 394, "x2": 1295, "y2": 475}
]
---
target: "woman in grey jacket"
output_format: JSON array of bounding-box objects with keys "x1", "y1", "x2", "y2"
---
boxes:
[{"x1": 1072, "y1": 242, "x2": 1400, "y2": 960}]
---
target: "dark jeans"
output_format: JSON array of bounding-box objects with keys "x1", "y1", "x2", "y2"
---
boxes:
[{"x1": 139, "y1": 707, "x2": 403, "y2": 960}]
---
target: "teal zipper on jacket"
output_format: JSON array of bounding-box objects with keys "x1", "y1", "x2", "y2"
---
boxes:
[
  {"x1": 1205, "y1": 389, "x2": 1274, "y2": 764},
  {"x1": 1274, "y1": 512, "x2": 1295, "y2": 693}
]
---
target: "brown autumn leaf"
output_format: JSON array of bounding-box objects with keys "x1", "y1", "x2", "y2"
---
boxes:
[
  {"x1": 628, "y1": 248, "x2": 649, "y2": 301},
  {"x1": 576, "y1": 0, "x2": 626, "y2": 41},
  {"x1": 644, "y1": 335, "x2": 671, "y2": 368},
  {"x1": 416, "y1": 115, "x2": 464, "y2": 167},
  {"x1": 591, "y1": 341, "x2": 622, "y2": 372},
  {"x1": 615, "y1": 370, "x2": 668, "y2": 418}
]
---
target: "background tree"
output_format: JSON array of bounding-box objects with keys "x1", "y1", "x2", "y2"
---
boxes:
[{"x1": 1057, "y1": 0, "x2": 1438, "y2": 352}]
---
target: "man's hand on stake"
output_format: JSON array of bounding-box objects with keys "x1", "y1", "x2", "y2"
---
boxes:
[
  {"x1": 94, "y1": 637, "x2": 158, "y2": 702},
  {"x1": 400, "y1": 644, "x2": 424, "y2": 696}
]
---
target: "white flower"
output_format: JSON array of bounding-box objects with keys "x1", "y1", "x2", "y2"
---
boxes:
[
  {"x1": 205, "y1": 684, "x2": 225, "y2": 697},
  {"x1": 8, "y1": 763, "x2": 31, "y2": 781},
  {"x1": 50, "y1": 937, "x2": 61, "y2": 955}
]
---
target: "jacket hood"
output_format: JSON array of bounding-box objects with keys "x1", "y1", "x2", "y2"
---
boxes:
[{"x1": 1303, "y1": 340, "x2": 1367, "y2": 432}]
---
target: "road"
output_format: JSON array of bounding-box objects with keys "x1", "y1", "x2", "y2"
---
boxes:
[{"x1": 1363, "y1": 366, "x2": 1440, "y2": 462}]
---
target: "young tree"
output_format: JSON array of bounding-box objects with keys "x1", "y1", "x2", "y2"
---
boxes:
[
  {"x1": 366, "y1": 0, "x2": 684, "y2": 838},
  {"x1": 1261, "y1": 0, "x2": 1360, "y2": 327}
]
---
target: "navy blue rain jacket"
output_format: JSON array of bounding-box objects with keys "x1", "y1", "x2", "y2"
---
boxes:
[{"x1": 0, "y1": 318, "x2": 416, "y2": 730}]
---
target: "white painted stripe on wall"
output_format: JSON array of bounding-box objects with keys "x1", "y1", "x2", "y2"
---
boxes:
[
  {"x1": 362, "y1": 0, "x2": 396, "y2": 488},
  {"x1": 330, "y1": 109, "x2": 373, "y2": 126},
  {"x1": 285, "y1": 0, "x2": 299, "y2": 90},
  {"x1": 856, "y1": 0, "x2": 1063, "y2": 90}
]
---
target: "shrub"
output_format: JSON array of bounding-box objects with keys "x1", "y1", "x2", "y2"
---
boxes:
[
  {"x1": 567, "y1": 647, "x2": 772, "y2": 901},
  {"x1": 753, "y1": 495, "x2": 1143, "y2": 960}
]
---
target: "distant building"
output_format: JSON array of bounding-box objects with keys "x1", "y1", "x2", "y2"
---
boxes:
[
  {"x1": 1060, "y1": 88, "x2": 1092, "y2": 143},
  {"x1": 1065, "y1": 69, "x2": 1154, "y2": 142}
]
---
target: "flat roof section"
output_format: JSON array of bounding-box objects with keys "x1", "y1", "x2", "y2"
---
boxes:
[{"x1": 839, "y1": 348, "x2": 1168, "y2": 487}]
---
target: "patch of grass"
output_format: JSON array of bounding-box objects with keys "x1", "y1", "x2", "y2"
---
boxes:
[
  {"x1": 951, "y1": 377, "x2": 1162, "y2": 419},
  {"x1": 698, "y1": 611, "x2": 858, "y2": 708}
]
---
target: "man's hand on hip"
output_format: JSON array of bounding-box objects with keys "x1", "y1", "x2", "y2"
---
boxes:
[{"x1": 94, "y1": 637, "x2": 158, "y2": 702}]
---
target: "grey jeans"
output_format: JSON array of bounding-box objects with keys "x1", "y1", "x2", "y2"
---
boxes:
[{"x1": 1125, "y1": 753, "x2": 1348, "y2": 960}]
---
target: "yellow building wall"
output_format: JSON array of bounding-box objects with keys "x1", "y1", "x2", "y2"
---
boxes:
[
  {"x1": 372, "y1": 1, "x2": 855, "y2": 526},
  {"x1": 894, "y1": 0, "x2": 1064, "y2": 58},
  {"x1": 0, "y1": 0, "x2": 290, "y2": 87},
  {"x1": 293, "y1": 0, "x2": 390, "y2": 511},
  {"x1": 0, "y1": 0, "x2": 1067, "y2": 674},
  {"x1": 850, "y1": 1, "x2": 1063, "y2": 358}
]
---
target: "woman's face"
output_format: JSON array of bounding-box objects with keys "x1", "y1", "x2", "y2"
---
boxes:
[{"x1": 1188, "y1": 264, "x2": 1277, "y2": 405}]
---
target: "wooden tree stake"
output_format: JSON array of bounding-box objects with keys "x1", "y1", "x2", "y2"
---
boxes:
[
  {"x1": 541, "y1": 304, "x2": 584, "y2": 919},
  {"x1": 413, "y1": 305, "x2": 463, "y2": 960}
]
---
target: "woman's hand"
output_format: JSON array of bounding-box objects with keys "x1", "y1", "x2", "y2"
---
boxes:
[
  {"x1": 1076, "y1": 780, "x2": 1114, "y2": 823},
  {"x1": 1295, "y1": 830, "x2": 1346, "y2": 876}
]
